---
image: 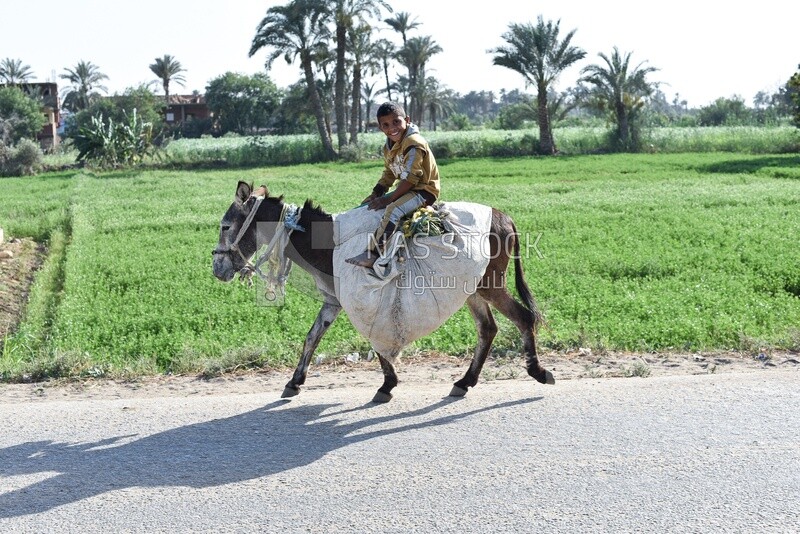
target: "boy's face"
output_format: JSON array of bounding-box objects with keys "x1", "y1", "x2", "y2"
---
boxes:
[{"x1": 378, "y1": 112, "x2": 409, "y2": 143}]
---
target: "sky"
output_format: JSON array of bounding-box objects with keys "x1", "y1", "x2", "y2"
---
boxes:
[{"x1": 2, "y1": 0, "x2": 797, "y2": 108}]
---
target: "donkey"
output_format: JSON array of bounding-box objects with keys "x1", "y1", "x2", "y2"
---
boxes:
[{"x1": 212, "y1": 182, "x2": 554, "y2": 402}]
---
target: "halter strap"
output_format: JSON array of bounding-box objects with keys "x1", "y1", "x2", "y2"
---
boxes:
[
  {"x1": 226, "y1": 194, "x2": 265, "y2": 265},
  {"x1": 238, "y1": 202, "x2": 305, "y2": 301}
]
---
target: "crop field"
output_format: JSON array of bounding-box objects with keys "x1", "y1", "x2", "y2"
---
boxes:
[
  {"x1": 161, "y1": 126, "x2": 800, "y2": 168},
  {"x1": 1, "y1": 153, "x2": 799, "y2": 379}
]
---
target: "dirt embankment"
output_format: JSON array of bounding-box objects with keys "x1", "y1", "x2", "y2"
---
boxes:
[{"x1": 0, "y1": 237, "x2": 44, "y2": 349}]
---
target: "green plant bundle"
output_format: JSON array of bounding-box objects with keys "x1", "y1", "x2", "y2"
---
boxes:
[{"x1": 401, "y1": 205, "x2": 446, "y2": 238}]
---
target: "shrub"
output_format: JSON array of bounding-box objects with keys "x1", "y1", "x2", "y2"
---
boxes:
[
  {"x1": 10, "y1": 138, "x2": 43, "y2": 175},
  {"x1": 74, "y1": 109, "x2": 154, "y2": 168},
  {"x1": 0, "y1": 138, "x2": 44, "y2": 177},
  {"x1": 64, "y1": 85, "x2": 166, "y2": 146},
  {"x1": 171, "y1": 117, "x2": 214, "y2": 139},
  {"x1": 0, "y1": 87, "x2": 46, "y2": 144},
  {"x1": 338, "y1": 142, "x2": 367, "y2": 163}
]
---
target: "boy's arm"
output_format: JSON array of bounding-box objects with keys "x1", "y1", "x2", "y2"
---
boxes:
[
  {"x1": 400, "y1": 146, "x2": 426, "y2": 187},
  {"x1": 368, "y1": 179, "x2": 413, "y2": 210},
  {"x1": 360, "y1": 176, "x2": 390, "y2": 204},
  {"x1": 361, "y1": 168, "x2": 396, "y2": 205}
]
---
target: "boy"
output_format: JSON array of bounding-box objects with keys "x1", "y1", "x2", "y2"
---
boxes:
[{"x1": 346, "y1": 102, "x2": 440, "y2": 268}]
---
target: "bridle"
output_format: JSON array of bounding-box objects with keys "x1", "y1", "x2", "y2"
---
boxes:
[
  {"x1": 212, "y1": 193, "x2": 305, "y2": 297},
  {"x1": 212, "y1": 193, "x2": 266, "y2": 267}
]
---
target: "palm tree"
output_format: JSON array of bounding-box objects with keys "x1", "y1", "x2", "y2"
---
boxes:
[
  {"x1": 149, "y1": 54, "x2": 186, "y2": 106},
  {"x1": 361, "y1": 80, "x2": 379, "y2": 131},
  {"x1": 310, "y1": 41, "x2": 336, "y2": 138},
  {"x1": 330, "y1": 0, "x2": 391, "y2": 149},
  {"x1": 384, "y1": 10, "x2": 420, "y2": 108},
  {"x1": 579, "y1": 47, "x2": 658, "y2": 150},
  {"x1": 384, "y1": 11, "x2": 420, "y2": 45},
  {"x1": 396, "y1": 35, "x2": 441, "y2": 121},
  {"x1": 490, "y1": 16, "x2": 586, "y2": 155},
  {"x1": 0, "y1": 58, "x2": 35, "y2": 86},
  {"x1": 422, "y1": 77, "x2": 455, "y2": 131},
  {"x1": 393, "y1": 74, "x2": 411, "y2": 112},
  {"x1": 373, "y1": 38, "x2": 396, "y2": 101},
  {"x1": 59, "y1": 60, "x2": 109, "y2": 111},
  {"x1": 347, "y1": 23, "x2": 381, "y2": 143},
  {"x1": 250, "y1": 0, "x2": 337, "y2": 160}
]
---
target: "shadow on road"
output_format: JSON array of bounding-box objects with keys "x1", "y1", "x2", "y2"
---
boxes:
[{"x1": 0, "y1": 396, "x2": 541, "y2": 517}]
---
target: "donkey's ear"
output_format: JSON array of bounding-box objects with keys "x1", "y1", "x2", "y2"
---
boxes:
[{"x1": 235, "y1": 181, "x2": 252, "y2": 204}]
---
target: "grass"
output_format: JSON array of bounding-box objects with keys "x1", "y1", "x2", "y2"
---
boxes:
[{"x1": 1, "y1": 152, "x2": 799, "y2": 380}]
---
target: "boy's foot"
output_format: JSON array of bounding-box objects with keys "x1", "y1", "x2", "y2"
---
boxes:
[{"x1": 345, "y1": 250, "x2": 377, "y2": 268}]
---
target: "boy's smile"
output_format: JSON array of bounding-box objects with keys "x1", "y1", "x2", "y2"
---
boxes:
[{"x1": 379, "y1": 112, "x2": 409, "y2": 143}]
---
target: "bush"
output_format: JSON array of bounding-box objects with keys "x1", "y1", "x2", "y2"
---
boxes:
[
  {"x1": 698, "y1": 97, "x2": 752, "y2": 126},
  {"x1": 74, "y1": 109, "x2": 154, "y2": 168},
  {"x1": 0, "y1": 138, "x2": 44, "y2": 177},
  {"x1": 0, "y1": 87, "x2": 46, "y2": 144},
  {"x1": 442, "y1": 113, "x2": 473, "y2": 131},
  {"x1": 338, "y1": 142, "x2": 368, "y2": 163},
  {"x1": 65, "y1": 85, "x2": 165, "y2": 142},
  {"x1": 170, "y1": 117, "x2": 214, "y2": 139}
]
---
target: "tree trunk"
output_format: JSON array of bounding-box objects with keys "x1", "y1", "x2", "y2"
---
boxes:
[
  {"x1": 349, "y1": 65, "x2": 361, "y2": 144},
  {"x1": 616, "y1": 101, "x2": 629, "y2": 149},
  {"x1": 537, "y1": 84, "x2": 556, "y2": 155},
  {"x1": 302, "y1": 54, "x2": 337, "y2": 161},
  {"x1": 383, "y1": 61, "x2": 392, "y2": 101},
  {"x1": 335, "y1": 23, "x2": 348, "y2": 149}
]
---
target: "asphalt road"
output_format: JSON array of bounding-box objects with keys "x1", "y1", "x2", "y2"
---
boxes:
[{"x1": 1, "y1": 370, "x2": 799, "y2": 533}]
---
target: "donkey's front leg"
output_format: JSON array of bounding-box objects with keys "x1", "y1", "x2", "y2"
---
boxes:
[
  {"x1": 372, "y1": 351, "x2": 400, "y2": 403},
  {"x1": 282, "y1": 301, "x2": 342, "y2": 398}
]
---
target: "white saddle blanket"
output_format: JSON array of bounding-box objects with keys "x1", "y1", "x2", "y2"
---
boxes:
[{"x1": 332, "y1": 202, "x2": 493, "y2": 355}]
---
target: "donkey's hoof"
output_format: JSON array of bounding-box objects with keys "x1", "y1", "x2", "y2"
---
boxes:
[
  {"x1": 545, "y1": 370, "x2": 555, "y2": 385},
  {"x1": 372, "y1": 391, "x2": 393, "y2": 403},
  {"x1": 281, "y1": 386, "x2": 300, "y2": 398},
  {"x1": 449, "y1": 385, "x2": 468, "y2": 397}
]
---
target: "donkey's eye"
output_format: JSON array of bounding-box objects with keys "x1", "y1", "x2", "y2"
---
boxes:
[{"x1": 221, "y1": 225, "x2": 231, "y2": 232}]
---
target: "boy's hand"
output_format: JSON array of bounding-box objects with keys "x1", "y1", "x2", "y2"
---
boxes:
[
  {"x1": 368, "y1": 196, "x2": 391, "y2": 210},
  {"x1": 361, "y1": 193, "x2": 376, "y2": 205}
]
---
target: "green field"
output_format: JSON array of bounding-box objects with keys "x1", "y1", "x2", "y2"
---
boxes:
[
  {"x1": 159, "y1": 126, "x2": 800, "y2": 168},
  {"x1": 1, "y1": 153, "x2": 799, "y2": 380}
]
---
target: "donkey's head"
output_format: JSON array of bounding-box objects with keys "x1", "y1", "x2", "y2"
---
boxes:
[{"x1": 212, "y1": 181, "x2": 268, "y2": 282}]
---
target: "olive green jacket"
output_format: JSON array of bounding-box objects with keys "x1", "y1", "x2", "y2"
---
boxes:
[{"x1": 374, "y1": 123, "x2": 440, "y2": 201}]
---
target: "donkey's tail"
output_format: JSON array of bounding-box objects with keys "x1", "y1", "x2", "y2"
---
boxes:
[{"x1": 511, "y1": 221, "x2": 545, "y2": 332}]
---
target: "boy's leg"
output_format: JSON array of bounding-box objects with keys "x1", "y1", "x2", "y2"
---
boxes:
[{"x1": 346, "y1": 192, "x2": 424, "y2": 268}]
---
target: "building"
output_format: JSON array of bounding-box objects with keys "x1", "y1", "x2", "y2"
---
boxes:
[{"x1": 164, "y1": 94, "x2": 211, "y2": 124}]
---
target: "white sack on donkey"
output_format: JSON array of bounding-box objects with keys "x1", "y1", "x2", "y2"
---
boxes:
[{"x1": 333, "y1": 201, "x2": 494, "y2": 356}]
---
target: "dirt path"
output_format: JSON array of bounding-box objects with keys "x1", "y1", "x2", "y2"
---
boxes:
[{"x1": 1, "y1": 347, "x2": 796, "y2": 403}]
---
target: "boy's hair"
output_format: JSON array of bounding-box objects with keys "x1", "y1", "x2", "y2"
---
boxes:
[{"x1": 376, "y1": 101, "x2": 405, "y2": 119}]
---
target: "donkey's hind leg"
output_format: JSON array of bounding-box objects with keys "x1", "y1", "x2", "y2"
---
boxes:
[
  {"x1": 450, "y1": 293, "x2": 498, "y2": 397},
  {"x1": 282, "y1": 301, "x2": 342, "y2": 398},
  {"x1": 480, "y1": 288, "x2": 555, "y2": 386},
  {"x1": 373, "y1": 352, "x2": 399, "y2": 403}
]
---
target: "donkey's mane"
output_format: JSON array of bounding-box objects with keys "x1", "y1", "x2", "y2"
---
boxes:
[{"x1": 300, "y1": 199, "x2": 333, "y2": 223}]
